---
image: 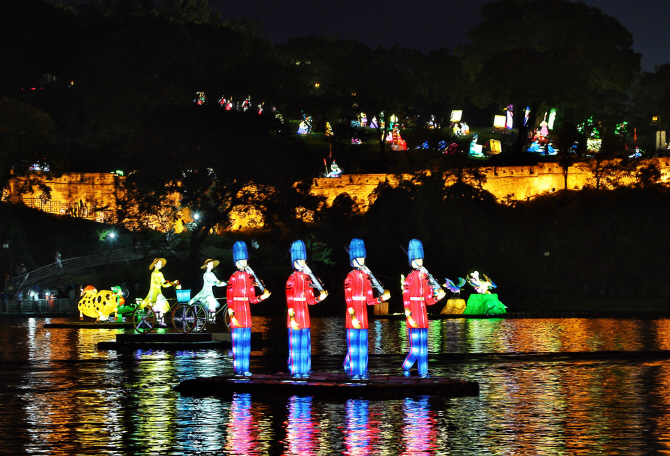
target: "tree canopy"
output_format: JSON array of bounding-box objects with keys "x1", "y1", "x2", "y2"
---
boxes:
[
  {"x1": 0, "y1": 97, "x2": 61, "y2": 195},
  {"x1": 121, "y1": 105, "x2": 323, "y2": 264},
  {"x1": 458, "y1": 0, "x2": 640, "y2": 151}
]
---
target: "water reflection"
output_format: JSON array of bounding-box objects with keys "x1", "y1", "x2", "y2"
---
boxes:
[
  {"x1": 3, "y1": 316, "x2": 670, "y2": 454},
  {"x1": 285, "y1": 396, "x2": 317, "y2": 455},
  {"x1": 401, "y1": 397, "x2": 438, "y2": 455},
  {"x1": 129, "y1": 351, "x2": 179, "y2": 452},
  {"x1": 344, "y1": 399, "x2": 376, "y2": 455},
  {"x1": 225, "y1": 393, "x2": 256, "y2": 455}
]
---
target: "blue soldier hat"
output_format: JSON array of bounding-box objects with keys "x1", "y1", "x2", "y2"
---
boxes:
[
  {"x1": 290, "y1": 240, "x2": 307, "y2": 267},
  {"x1": 232, "y1": 241, "x2": 248, "y2": 263},
  {"x1": 349, "y1": 238, "x2": 366, "y2": 267},
  {"x1": 407, "y1": 239, "x2": 424, "y2": 266}
]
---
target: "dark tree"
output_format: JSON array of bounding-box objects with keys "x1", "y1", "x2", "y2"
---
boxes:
[
  {"x1": 122, "y1": 106, "x2": 322, "y2": 266},
  {"x1": 277, "y1": 38, "x2": 414, "y2": 166},
  {"x1": 459, "y1": 0, "x2": 640, "y2": 153},
  {"x1": 632, "y1": 64, "x2": 670, "y2": 153},
  {"x1": 406, "y1": 48, "x2": 468, "y2": 129},
  {"x1": 0, "y1": 97, "x2": 62, "y2": 196}
]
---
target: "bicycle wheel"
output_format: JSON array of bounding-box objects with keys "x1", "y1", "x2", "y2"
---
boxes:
[
  {"x1": 193, "y1": 304, "x2": 208, "y2": 332},
  {"x1": 172, "y1": 304, "x2": 196, "y2": 333},
  {"x1": 133, "y1": 307, "x2": 156, "y2": 333}
]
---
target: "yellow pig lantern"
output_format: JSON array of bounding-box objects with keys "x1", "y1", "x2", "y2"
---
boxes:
[{"x1": 78, "y1": 285, "x2": 119, "y2": 322}]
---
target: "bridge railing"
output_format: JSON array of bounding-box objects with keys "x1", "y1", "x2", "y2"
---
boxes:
[
  {"x1": 1, "y1": 298, "x2": 77, "y2": 315},
  {"x1": 6, "y1": 247, "x2": 145, "y2": 298}
]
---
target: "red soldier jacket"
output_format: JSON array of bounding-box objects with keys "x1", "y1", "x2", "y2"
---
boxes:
[
  {"x1": 285, "y1": 270, "x2": 323, "y2": 329},
  {"x1": 344, "y1": 269, "x2": 380, "y2": 329},
  {"x1": 402, "y1": 269, "x2": 439, "y2": 328},
  {"x1": 227, "y1": 270, "x2": 262, "y2": 328}
]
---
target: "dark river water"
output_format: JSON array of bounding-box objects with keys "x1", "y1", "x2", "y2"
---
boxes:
[{"x1": 2, "y1": 315, "x2": 670, "y2": 455}]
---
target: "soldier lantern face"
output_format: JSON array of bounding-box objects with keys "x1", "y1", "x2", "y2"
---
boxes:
[
  {"x1": 353, "y1": 257, "x2": 365, "y2": 268},
  {"x1": 411, "y1": 258, "x2": 423, "y2": 269},
  {"x1": 236, "y1": 259, "x2": 248, "y2": 270},
  {"x1": 294, "y1": 259, "x2": 306, "y2": 270}
]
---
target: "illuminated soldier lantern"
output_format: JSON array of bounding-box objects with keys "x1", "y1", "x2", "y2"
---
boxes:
[
  {"x1": 190, "y1": 258, "x2": 226, "y2": 316},
  {"x1": 286, "y1": 240, "x2": 328, "y2": 378},
  {"x1": 343, "y1": 239, "x2": 390, "y2": 379},
  {"x1": 227, "y1": 241, "x2": 270, "y2": 376},
  {"x1": 401, "y1": 239, "x2": 445, "y2": 377}
]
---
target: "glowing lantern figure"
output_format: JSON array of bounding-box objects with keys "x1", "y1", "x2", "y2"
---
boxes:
[
  {"x1": 389, "y1": 114, "x2": 398, "y2": 130},
  {"x1": 524, "y1": 107, "x2": 531, "y2": 126},
  {"x1": 286, "y1": 240, "x2": 328, "y2": 378},
  {"x1": 441, "y1": 278, "x2": 467, "y2": 314},
  {"x1": 401, "y1": 240, "x2": 445, "y2": 377},
  {"x1": 494, "y1": 115, "x2": 507, "y2": 130},
  {"x1": 505, "y1": 105, "x2": 513, "y2": 129},
  {"x1": 140, "y1": 258, "x2": 179, "y2": 327},
  {"x1": 112, "y1": 285, "x2": 136, "y2": 320},
  {"x1": 343, "y1": 239, "x2": 390, "y2": 379},
  {"x1": 227, "y1": 242, "x2": 270, "y2": 376},
  {"x1": 326, "y1": 161, "x2": 342, "y2": 178},
  {"x1": 194, "y1": 92, "x2": 206, "y2": 105},
  {"x1": 463, "y1": 271, "x2": 506, "y2": 315},
  {"x1": 297, "y1": 114, "x2": 312, "y2": 135},
  {"x1": 190, "y1": 259, "x2": 226, "y2": 314},
  {"x1": 391, "y1": 127, "x2": 407, "y2": 151},
  {"x1": 540, "y1": 113, "x2": 549, "y2": 137},
  {"x1": 78, "y1": 285, "x2": 119, "y2": 322},
  {"x1": 548, "y1": 108, "x2": 557, "y2": 130},
  {"x1": 111, "y1": 286, "x2": 125, "y2": 308}
]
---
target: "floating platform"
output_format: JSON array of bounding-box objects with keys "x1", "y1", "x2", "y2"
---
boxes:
[
  {"x1": 175, "y1": 372, "x2": 479, "y2": 400},
  {"x1": 97, "y1": 331, "x2": 262, "y2": 350},
  {"x1": 44, "y1": 321, "x2": 133, "y2": 329}
]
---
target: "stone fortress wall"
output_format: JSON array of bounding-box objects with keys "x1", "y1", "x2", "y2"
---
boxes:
[
  {"x1": 310, "y1": 158, "x2": 670, "y2": 209},
  {"x1": 4, "y1": 172, "x2": 122, "y2": 221},
  {"x1": 6, "y1": 158, "x2": 670, "y2": 229}
]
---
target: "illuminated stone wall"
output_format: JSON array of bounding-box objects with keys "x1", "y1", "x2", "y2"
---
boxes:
[
  {"x1": 6, "y1": 158, "x2": 670, "y2": 229},
  {"x1": 311, "y1": 165, "x2": 577, "y2": 208},
  {"x1": 4, "y1": 172, "x2": 122, "y2": 221},
  {"x1": 312, "y1": 158, "x2": 670, "y2": 207}
]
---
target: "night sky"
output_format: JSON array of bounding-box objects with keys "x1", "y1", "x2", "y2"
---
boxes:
[{"x1": 210, "y1": 0, "x2": 670, "y2": 72}]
